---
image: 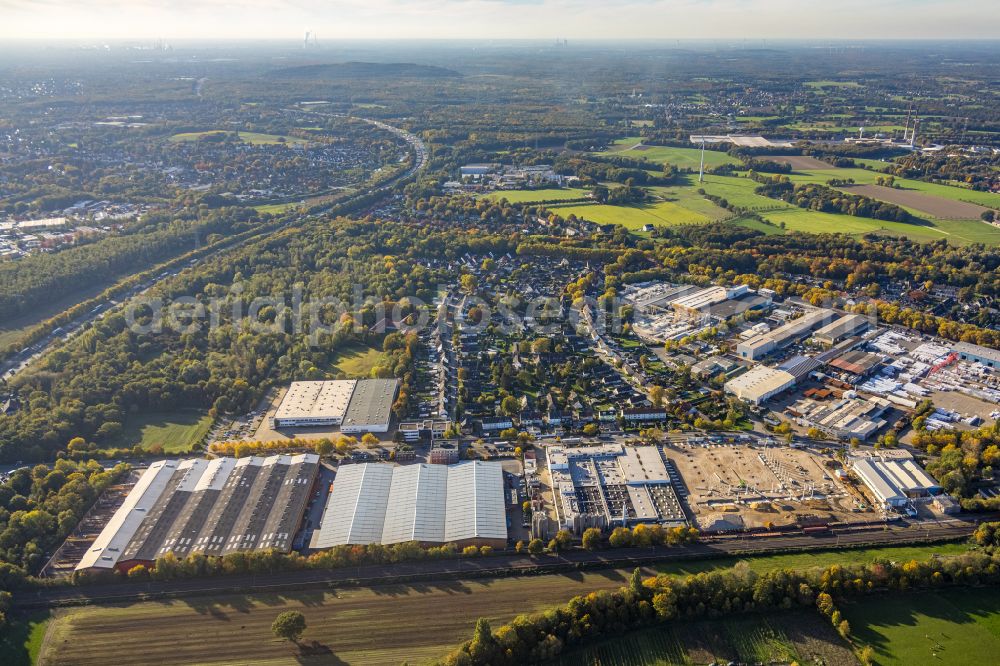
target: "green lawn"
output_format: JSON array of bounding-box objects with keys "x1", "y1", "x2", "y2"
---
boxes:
[
  {"x1": 654, "y1": 541, "x2": 970, "y2": 578},
  {"x1": 550, "y1": 198, "x2": 723, "y2": 229},
  {"x1": 168, "y1": 131, "x2": 308, "y2": 146},
  {"x1": 0, "y1": 610, "x2": 50, "y2": 666},
  {"x1": 485, "y1": 187, "x2": 591, "y2": 203},
  {"x1": 335, "y1": 343, "x2": 388, "y2": 378},
  {"x1": 843, "y1": 587, "x2": 1000, "y2": 666},
  {"x1": 252, "y1": 201, "x2": 300, "y2": 214},
  {"x1": 805, "y1": 80, "x2": 862, "y2": 89},
  {"x1": 113, "y1": 410, "x2": 213, "y2": 453},
  {"x1": 598, "y1": 138, "x2": 739, "y2": 170}
]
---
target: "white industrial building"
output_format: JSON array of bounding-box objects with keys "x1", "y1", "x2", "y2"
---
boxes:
[
  {"x1": 851, "y1": 457, "x2": 941, "y2": 510},
  {"x1": 725, "y1": 366, "x2": 796, "y2": 405},
  {"x1": 271, "y1": 378, "x2": 398, "y2": 433},
  {"x1": 310, "y1": 461, "x2": 507, "y2": 549},
  {"x1": 271, "y1": 380, "x2": 357, "y2": 428}
]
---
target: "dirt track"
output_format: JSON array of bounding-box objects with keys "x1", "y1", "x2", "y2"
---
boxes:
[{"x1": 842, "y1": 184, "x2": 991, "y2": 219}]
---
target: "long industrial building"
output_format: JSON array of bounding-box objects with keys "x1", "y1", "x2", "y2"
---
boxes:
[
  {"x1": 271, "y1": 378, "x2": 399, "y2": 432},
  {"x1": 272, "y1": 380, "x2": 357, "y2": 428},
  {"x1": 310, "y1": 461, "x2": 507, "y2": 549},
  {"x1": 77, "y1": 454, "x2": 319, "y2": 572},
  {"x1": 813, "y1": 314, "x2": 871, "y2": 346},
  {"x1": 737, "y1": 309, "x2": 832, "y2": 360},
  {"x1": 850, "y1": 456, "x2": 941, "y2": 510}
]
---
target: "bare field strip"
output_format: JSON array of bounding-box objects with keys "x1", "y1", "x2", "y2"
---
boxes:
[
  {"x1": 842, "y1": 184, "x2": 992, "y2": 219},
  {"x1": 764, "y1": 155, "x2": 836, "y2": 170}
]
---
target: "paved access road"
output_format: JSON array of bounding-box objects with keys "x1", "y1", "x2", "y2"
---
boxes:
[{"x1": 15, "y1": 517, "x2": 980, "y2": 609}]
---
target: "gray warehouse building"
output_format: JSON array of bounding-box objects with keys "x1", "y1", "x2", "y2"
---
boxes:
[{"x1": 77, "y1": 454, "x2": 319, "y2": 572}]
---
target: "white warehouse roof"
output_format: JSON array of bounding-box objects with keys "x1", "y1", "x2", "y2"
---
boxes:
[
  {"x1": 273, "y1": 380, "x2": 357, "y2": 424},
  {"x1": 311, "y1": 461, "x2": 507, "y2": 548}
]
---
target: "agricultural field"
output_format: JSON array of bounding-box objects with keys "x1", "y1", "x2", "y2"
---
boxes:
[
  {"x1": 556, "y1": 611, "x2": 856, "y2": 666},
  {"x1": 35, "y1": 543, "x2": 973, "y2": 666},
  {"x1": 111, "y1": 410, "x2": 213, "y2": 453},
  {"x1": 36, "y1": 570, "x2": 658, "y2": 666},
  {"x1": 485, "y1": 187, "x2": 591, "y2": 203},
  {"x1": 841, "y1": 184, "x2": 990, "y2": 219},
  {"x1": 334, "y1": 342, "x2": 388, "y2": 378},
  {"x1": 597, "y1": 139, "x2": 739, "y2": 170},
  {"x1": 842, "y1": 587, "x2": 1000, "y2": 666},
  {"x1": 548, "y1": 198, "x2": 724, "y2": 230},
  {"x1": 784, "y1": 167, "x2": 1000, "y2": 209},
  {"x1": 168, "y1": 130, "x2": 309, "y2": 146}
]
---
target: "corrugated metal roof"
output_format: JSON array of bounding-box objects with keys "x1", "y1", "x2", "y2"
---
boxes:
[{"x1": 311, "y1": 461, "x2": 506, "y2": 547}]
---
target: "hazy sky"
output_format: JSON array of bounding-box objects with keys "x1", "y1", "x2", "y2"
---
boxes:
[{"x1": 1, "y1": 0, "x2": 998, "y2": 40}]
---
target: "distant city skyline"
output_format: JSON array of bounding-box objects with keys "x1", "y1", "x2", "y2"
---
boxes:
[{"x1": 1, "y1": 0, "x2": 998, "y2": 40}]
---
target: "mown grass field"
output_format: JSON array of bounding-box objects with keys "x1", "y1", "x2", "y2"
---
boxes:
[
  {"x1": 111, "y1": 410, "x2": 213, "y2": 453},
  {"x1": 485, "y1": 187, "x2": 591, "y2": 203},
  {"x1": 252, "y1": 201, "x2": 300, "y2": 214},
  {"x1": 598, "y1": 138, "x2": 739, "y2": 170},
  {"x1": 334, "y1": 342, "x2": 387, "y2": 378},
  {"x1": 843, "y1": 587, "x2": 1000, "y2": 666},
  {"x1": 168, "y1": 130, "x2": 308, "y2": 146},
  {"x1": 654, "y1": 541, "x2": 969, "y2": 577},
  {"x1": 36, "y1": 542, "x2": 971, "y2": 666},
  {"x1": 556, "y1": 611, "x2": 855, "y2": 666},
  {"x1": 548, "y1": 199, "x2": 723, "y2": 229}
]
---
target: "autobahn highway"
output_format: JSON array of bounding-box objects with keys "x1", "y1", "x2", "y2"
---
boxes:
[
  {"x1": 0, "y1": 114, "x2": 426, "y2": 384},
  {"x1": 15, "y1": 516, "x2": 980, "y2": 610}
]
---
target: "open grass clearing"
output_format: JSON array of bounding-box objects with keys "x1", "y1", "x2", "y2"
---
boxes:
[
  {"x1": 485, "y1": 187, "x2": 591, "y2": 203},
  {"x1": 110, "y1": 409, "x2": 213, "y2": 453},
  {"x1": 556, "y1": 610, "x2": 855, "y2": 666},
  {"x1": 549, "y1": 200, "x2": 716, "y2": 229},
  {"x1": 253, "y1": 201, "x2": 300, "y2": 214},
  {"x1": 168, "y1": 130, "x2": 308, "y2": 146},
  {"x1": 597, "y1": 138, "x2": 739, "y2": 170},
  {"x1": 654, "y1": 541, "x2": 968, "y2": 578},
  {"x1": 842, "y1": 587, "x2": 1000, "y2": 666},
  {"x1": 334, "y1": 342, "x2": 388, "y2": 378},
  {"x1": 805, "y1": 80, "x2": 862, "y2": 89}
]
